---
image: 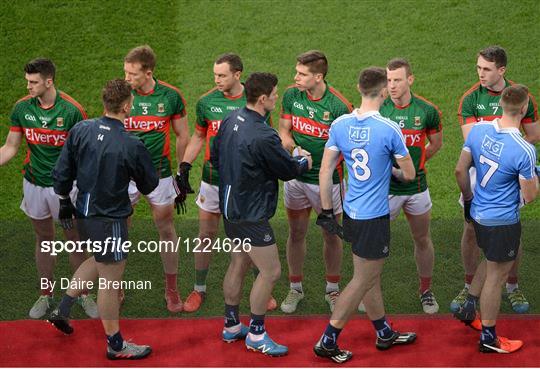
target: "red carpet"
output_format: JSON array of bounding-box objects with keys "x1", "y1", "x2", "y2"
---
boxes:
[{"x1": 1, "y1": 315, "x2": 538, "y2": 367}]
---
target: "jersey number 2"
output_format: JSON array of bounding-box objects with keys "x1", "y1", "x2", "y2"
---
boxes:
[
  {"x1": 351, "y1": 148, "x2": 371, "y2": 181},
  {"x1": 479, "y1": 154, "x2": 499, "y2": 187}
]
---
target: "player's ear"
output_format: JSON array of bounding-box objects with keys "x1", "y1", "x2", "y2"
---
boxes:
[
  {"x1": 408, "y1": 74, "x2": 415, "y2": 86},
  {"x1": 498, "y1": 66, "x2": 506, "y2": 76},
  {"x1": 234, "y1": 71, "x2": 241, "y2": 80}
]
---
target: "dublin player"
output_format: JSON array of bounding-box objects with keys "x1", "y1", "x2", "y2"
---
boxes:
[
  {"x1": 452, "y1": 45, "x2": 539, "y2": 314},
  {"x1": 178, "y1": 53, "x2": 276, "y2": 312}
]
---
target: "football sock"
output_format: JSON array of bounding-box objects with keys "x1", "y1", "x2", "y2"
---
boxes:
[
  {"x1": 325, "y1": 282, "x2": 339, "y2": 294},
  {"x1": 165, "y1": 273, "x2": 177, "y2": 290},
  {"x1": 224, "y1": 304, "x2": 240, "y2": 328},
  {"x1": 58, "y1": 294, "x2": 76, "y2": 317},
  {"x1": 463, "y1": 293, "x2": 479, "y2": 313},
  {"x1": 480, "y1": 325, "x2": 497, "y2": 344},
  {"x1": 506, "y1": 282, "x2": 518, "y2": 293},
  {"x1": 321, "y1": 323, "x2": 342, "y2": 348},
  {"x1": 195, "y1": 269, "x2": 209, "y2": 291},
  {"x1": 290, "y1": 282, "x2": 303, "y2": 293},
  {"x1": 249, "y1": 313, "x2": 266, "y2": 335},
  {"x1": 372, "y1": 316, "x2": 393, "y2": 339},
  {"x1": 289, "y1": 275, "x2": 303, "y2": 292},
  {"x1": 419, "y1": 276, "x2": 432, "y2": 294},
  {"x1": 107, "y1": 331, "x2": 124, "y2": 351},
  {"x1": 194, "y1": 284, "x2": 206, "y2": 293}
]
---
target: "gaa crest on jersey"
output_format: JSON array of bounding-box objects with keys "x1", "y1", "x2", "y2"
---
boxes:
[
  {"x1": 323, "y1": 111, "x2": 330, "y2": 120},
  {"x1": 414, "y1": 116, "x2": 421, "y2": 126},
  {"x1": 158, "y1": 103, "x2": 165, "y2": 113},
  {"x1": 56, "y1": 117, "x2": 64, "y2": 127}
]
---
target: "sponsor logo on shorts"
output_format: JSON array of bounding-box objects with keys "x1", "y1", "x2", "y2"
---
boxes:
[
  {"x1": 382, "y1": 246, "x2": 389, "y2": 254},
  {"x1": 263, "y1": 234, "x2": 272, "y2": 242},
  {"x1": 199, "y1": 195, "x2": 205, "y2": 203},
  {"x1": 508, "y1": 249, "x2": 515, "y2": 257}
]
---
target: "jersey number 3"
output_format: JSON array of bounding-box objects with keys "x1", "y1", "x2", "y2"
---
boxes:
[
  {"x1": 351, "y1": 148, "x2": 371, "y2": 181},
  {"x1": 479, "y1": 154, "x2": 499, "y2": 187}
]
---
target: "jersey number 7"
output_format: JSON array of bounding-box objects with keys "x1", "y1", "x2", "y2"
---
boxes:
[{"x1": 479, "y1": 154, "x2": 499, "y2": 187}]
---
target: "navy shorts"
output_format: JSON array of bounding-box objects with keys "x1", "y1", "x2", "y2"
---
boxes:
[
  {"x1": 77, "y1": 217, "x2": 129, "y2": 263},
  {"x1": 473, "y1": 220, "x2": 521, "y2": 262},
  {"x1": 343, "y1": 212, "x2": 390, "y2": 259},
  {"x1": 223, "y1": 218, "x2": 276, "y2": 247}
]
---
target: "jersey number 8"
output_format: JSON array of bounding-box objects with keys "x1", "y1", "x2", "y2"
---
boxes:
[{"x1": 351, "y1": 148, "x2": 371, "y2": 181}]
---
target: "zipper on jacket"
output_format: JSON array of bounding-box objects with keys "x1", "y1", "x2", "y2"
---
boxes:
[
  {"x1": 223, "y1": 185, "x2": 231, "y2": 220},
  {"x1": 83, "y1": 193, "x2": 90, "y2": 216}
]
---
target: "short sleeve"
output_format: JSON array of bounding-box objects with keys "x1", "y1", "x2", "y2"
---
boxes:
[
  {"x1": 280, "y1": 88, "x2": 295, "y2": 118},
  {"x1": 458, "y1": 93, "x2": 477, "y2": 125}
]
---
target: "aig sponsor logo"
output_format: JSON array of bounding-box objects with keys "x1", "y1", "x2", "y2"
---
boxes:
[
  {"x1": 349, "y1": 126, "x2": 370, "y2": 142},
  {"x1": 481, "y1": 134, "x2": 504, "y2": 158}
]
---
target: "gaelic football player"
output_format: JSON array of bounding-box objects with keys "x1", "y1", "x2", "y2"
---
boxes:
[
  {"x1": 0, "y1": 58, "x2": 97, "y2": 319},
  {"x1": 123, "y1": 45, "x2": 189, "y2": 312}
]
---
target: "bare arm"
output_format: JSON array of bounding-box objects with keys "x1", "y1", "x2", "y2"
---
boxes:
[
  {"x1": 522, "y1": 121, "x2": 540, "y2": 144},
  {"x1": 461, "y1": 123, "x2": 475, "y2": 142},
  {"x1": 425, "y1": 131, "x2": 443, "y2": 160},
  {"x1": 394, "y1": 154, "x2": 416, "y2": 182},
  {"x1": 172, "y1": 116, "x2": 190, "y2": 170},
  {"x1": 279, "y1": 117, "x2": 295, "y2": 152},
  {"x1": 0, "y1": 131, "x2": 23, "y2": 166},
  {"x1": 520, "y1": 176, "x2": 538, "y2": 204},
  {"x1": 181, "y1": 128, "x2": 206, "y2": 164},
  {"x1": 319, "y1": 148, "x2": 341, "y2": 210},
  {"x1": 455, "y1": 149, "x2": 473, "y2": 200}
]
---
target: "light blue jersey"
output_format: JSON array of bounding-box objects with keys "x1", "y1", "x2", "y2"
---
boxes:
[
  {"x1": 326, "y1": 110, "x2": 409, "y2": 219},
  {"x1": 464, "y1": 119, "x2": 537, "y2": 226}
]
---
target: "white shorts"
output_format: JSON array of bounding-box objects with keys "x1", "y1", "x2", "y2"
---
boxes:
[
  {"x1": 20, "y1": 178, "x2": 77, "y2": 221},
  {"x1": 284, "y1": 179, "x2": 343, "y2": 214},
  {"x1": 389, "y1": 189, "x2": 432, "y2": 220},
  {"x1": 458, "y1": 167, "x2": 524, "y2": 208},
  {"x1": 195, "y1": 181, "x2": 221, "y2": 214},
  {"x1": 129, "y1": 176, "x2": 175, "y2": 206}
]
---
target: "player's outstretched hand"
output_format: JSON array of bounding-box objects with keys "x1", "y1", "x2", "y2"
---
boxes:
[
  {"x1": 58, "y1": 197, "x2": 75, "y2": 230},
  {"x1": 463, "y1": 197, "x2": 473, "y2": 223},
  {"x1": 298, "y1": 146, "x2": 313, "y2": 170},
  {"x1": 316, "y1": 208, "x2": 343, "y2": 239}
]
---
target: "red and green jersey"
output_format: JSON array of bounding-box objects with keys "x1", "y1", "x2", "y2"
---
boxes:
[
  {"x1": 125, "y1": 78, "x2": 186, "y2": 178},
  {"x1": 195, "y1": 87, "x2": 271, "y2": 185},
  {"x1": 380, "y1": 94, "x2": 442, "y2": 195},
  {"x1": 9, "y1": 90, "x2": 87, "y2": 187},
  {"x1": 458, "y1": 79, "x2": 538, "y2": 126},
  {"x1": 280, "y1": 83, "x2": 353, "y2": 184}
]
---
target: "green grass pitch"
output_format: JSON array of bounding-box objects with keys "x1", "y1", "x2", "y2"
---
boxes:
[{"x1": 0, "y1": 0, "x2": 538, "y2": 319}]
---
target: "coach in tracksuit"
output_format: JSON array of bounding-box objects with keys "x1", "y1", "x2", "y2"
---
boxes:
[
  {"x1": 211, "y1": 72, "x2": 312, "y2": 356},
  {"x1": 49, "y1": 79, "x2": 158, "y2": 360}
]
